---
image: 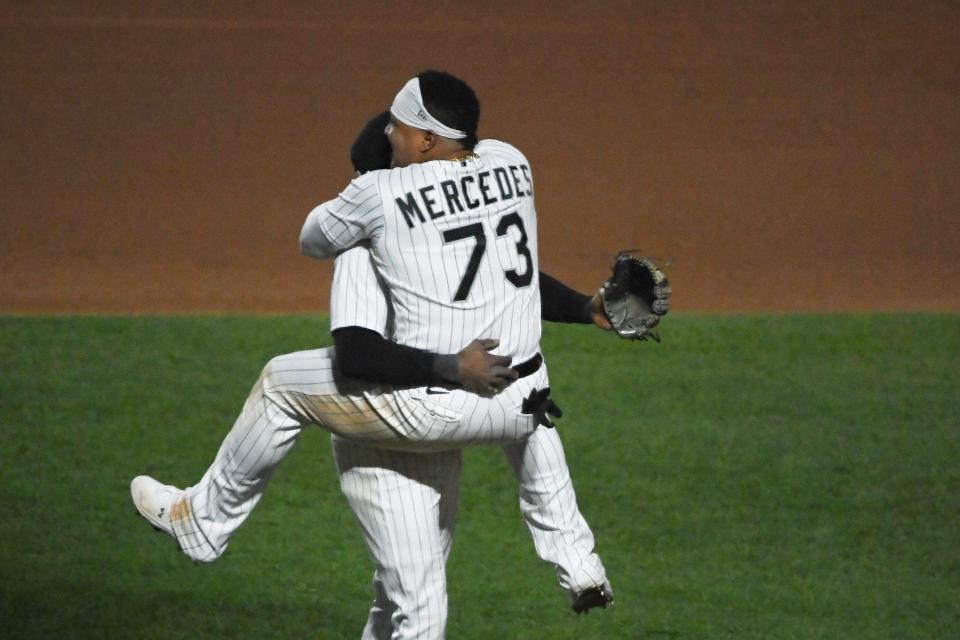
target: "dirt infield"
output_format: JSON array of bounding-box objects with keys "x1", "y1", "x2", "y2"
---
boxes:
[{"x1": 2, "y1": 3, "x2": 958, "y2": 313}]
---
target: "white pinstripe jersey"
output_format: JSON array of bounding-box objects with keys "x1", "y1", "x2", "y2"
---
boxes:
[
  {"x1": 330, "y1": 245, "x2": 394, "y2": 338},
  {"x1": 307, "y1": 139, "x2": 542, "y2": 361}
]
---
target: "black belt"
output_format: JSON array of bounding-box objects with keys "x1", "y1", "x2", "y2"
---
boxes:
[{"x1": 512, "y1": 353, "x2": 543, "y2": 379}]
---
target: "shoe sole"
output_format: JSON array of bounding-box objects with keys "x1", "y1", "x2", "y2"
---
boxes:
[{"x1": 571, "y1": 586, "x2": 613, "y2": 615}]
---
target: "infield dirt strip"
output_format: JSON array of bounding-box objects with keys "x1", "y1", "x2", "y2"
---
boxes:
[{"x1": 1, "y1": 3, "x2": 957, "y2": 313}]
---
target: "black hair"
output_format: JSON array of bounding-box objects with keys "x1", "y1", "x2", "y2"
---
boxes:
[
  {"x1": 350, "y1": 110, "x2": 392, "y2": 173},
  {"x1": 417, "y1": 70, "x2": 480, "y2": 149}
]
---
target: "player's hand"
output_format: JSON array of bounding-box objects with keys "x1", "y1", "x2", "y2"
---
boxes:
[
  {"x1": 590, "y1": 293, "x2": 614, "y2": 331},
  {"x1": 456, "y1": 339, "x2": 519, "y2": 397}
]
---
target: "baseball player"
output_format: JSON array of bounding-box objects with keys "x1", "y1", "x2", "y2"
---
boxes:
[
  {"x1": 330, "y1": 246, "x2": 611, "y2": 637},
  {"x1": 130, "y1": 71, "x2": 611, "y2": 635},
  {"x1": 329, "y1": 110, "x2": 613, "y2": 639}
]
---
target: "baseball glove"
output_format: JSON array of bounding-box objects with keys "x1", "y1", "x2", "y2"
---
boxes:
[{"x1": 598, "y1": 252, "x2": 671, "y2": 342}]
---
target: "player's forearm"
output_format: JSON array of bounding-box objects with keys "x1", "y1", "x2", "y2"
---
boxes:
[
  {"x1": 333, "y1": 326, "x2": 456, "y2": 387},
  {"x1": 332, "y1": 328, "x2": 517, "y2": 396},
  {"x1": 539, "y1": 271, "x2": 593, "y2": 324}
]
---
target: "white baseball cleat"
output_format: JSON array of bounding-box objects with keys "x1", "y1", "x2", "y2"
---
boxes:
[{"x1": 130, "y1": 475, "x2": 183, "y2": 537}]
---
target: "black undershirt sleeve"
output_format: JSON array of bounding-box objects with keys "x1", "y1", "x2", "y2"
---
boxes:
[
  {"x1": 539, "y1": 270, "x2": 594, "y2": 324},
  {"x1": 332, "y1": 327, "x2": 458, "y2": 387}
]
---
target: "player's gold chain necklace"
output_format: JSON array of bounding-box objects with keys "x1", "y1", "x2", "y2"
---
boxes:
[{"x1": 449, "y1": 151, "x2": 479, "y2": 164}]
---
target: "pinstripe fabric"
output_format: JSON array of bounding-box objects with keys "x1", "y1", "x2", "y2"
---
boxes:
[
  {"x1": 332, "y1": 436, "x2": 461, "y2": 640},
  {"x1": 170, "y1": 347, "x2": 546, "y2": 563},
  {"x1": 331, "y1": 246, "x2": 394, "y2": 336},
  {"x1": 325, "y1": 246, "x2": 608, "y2": 638},
  {"x1": 303, "y1": 140, "x2": 542, "y2": 363},
  {"x1": 171, "y1": 373, "x2": 301, "y2": 562},
  {"x1": 501, "y1": 426, "x2": 607, "y2": 594}
]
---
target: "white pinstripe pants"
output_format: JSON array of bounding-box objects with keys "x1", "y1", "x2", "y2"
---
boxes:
[
  {"x1": 171, "y1": 347, "x2": 553, "y2": 561},
  {"x1": 333, "y1": 427, "x2": 607, "y2": 640}
]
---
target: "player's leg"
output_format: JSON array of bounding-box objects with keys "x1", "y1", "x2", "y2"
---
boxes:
[
  {"x1": 332, "y1": 436, "x2": 461, "y2": 640},
  {"x1": 134, "y1": 347, "x2": 412, "y2": 561},
  {"x1": 133, "y1": 347, "x2": 538, "y2": 561},
  {"x1": 257, "y1": 347, "x2": 546, "y2": 449},
  {"x1": 501, "y1": 426, "x2": 612, "y2": 607},
  {"x1": 166, "y1": 361, "x2": 309, "y2": 562},
  {"x1": 133, "y1": 349, "x2": 345, "y2": 561}
]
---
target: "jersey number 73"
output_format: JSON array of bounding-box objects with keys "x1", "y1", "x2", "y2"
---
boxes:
[{"x1": 441, "y1": 211, "x2": 533, "y2": 302}]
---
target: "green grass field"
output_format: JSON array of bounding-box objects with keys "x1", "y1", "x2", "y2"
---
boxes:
[{"x1": 1, "y1": 315, "x2": 958, "y2": 639}]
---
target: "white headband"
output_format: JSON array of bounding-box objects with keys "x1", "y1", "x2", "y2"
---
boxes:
[{"x1": 389, "y1": 77, "x2": 467, "y2": 140}]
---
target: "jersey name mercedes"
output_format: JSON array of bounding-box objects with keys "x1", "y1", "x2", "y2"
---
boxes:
[{"x1": 395, "y1": 163, "x2": 533, "y2": 229}]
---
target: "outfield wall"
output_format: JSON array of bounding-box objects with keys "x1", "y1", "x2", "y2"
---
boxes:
[{"x1": 2, "y1": 2, "x2": 957, "y2": 313}]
